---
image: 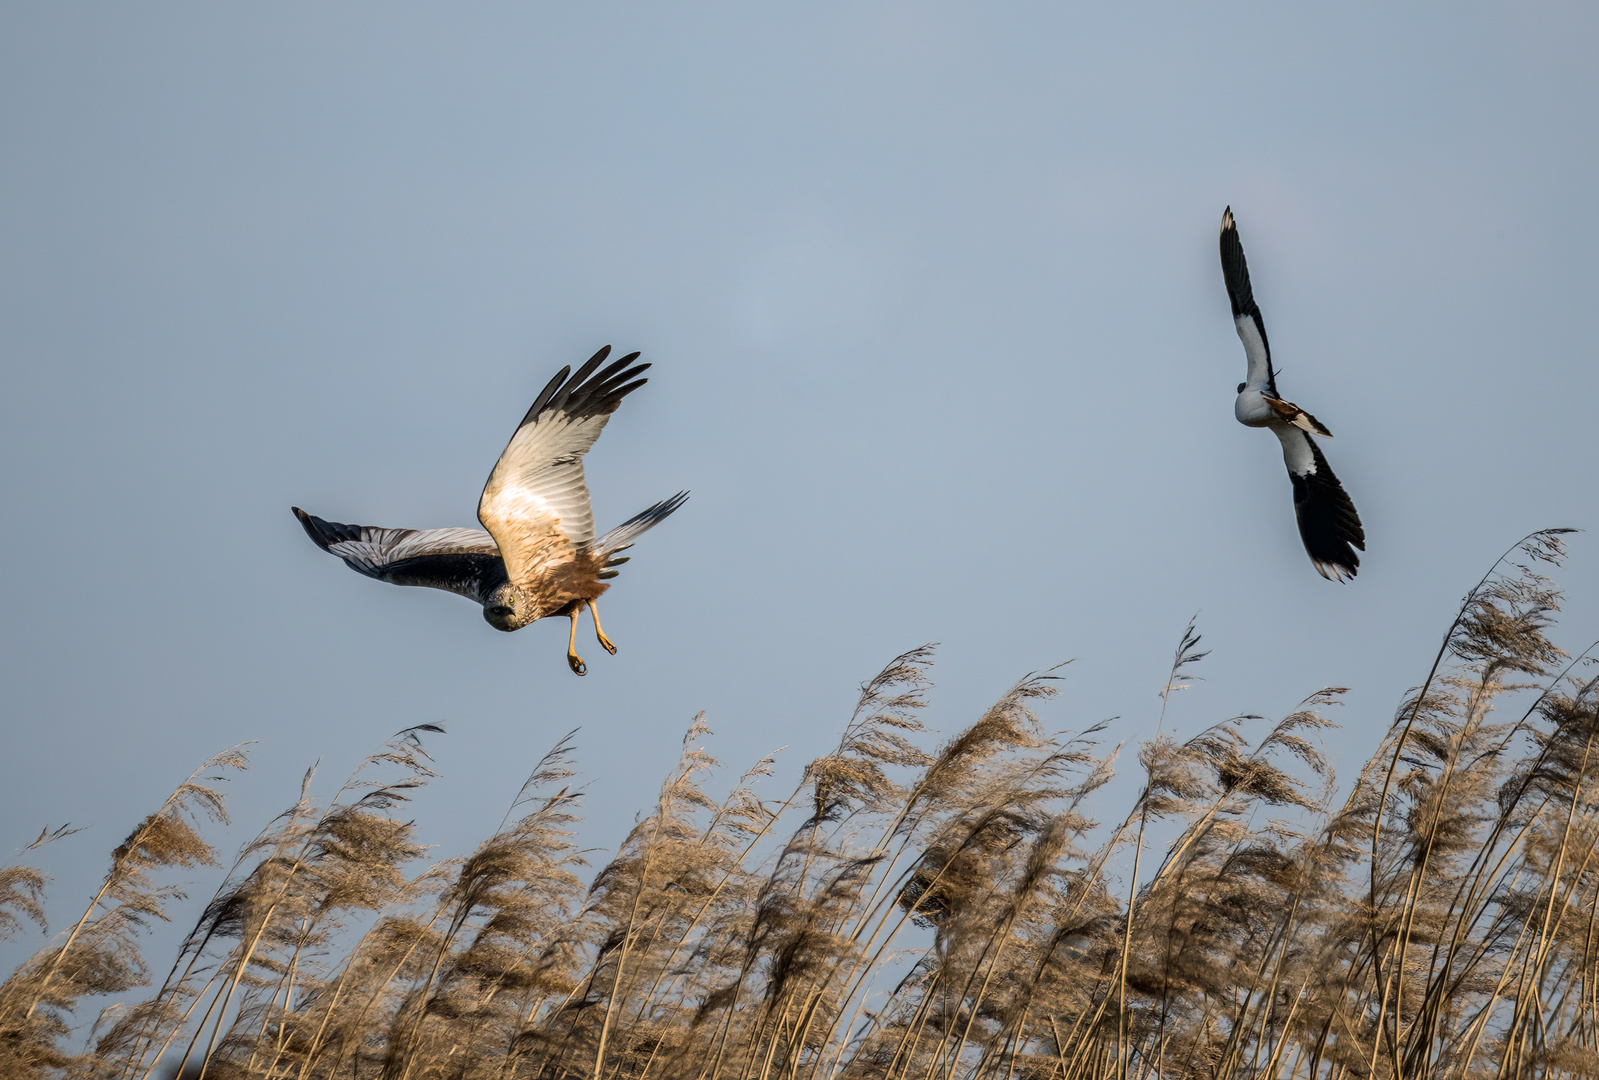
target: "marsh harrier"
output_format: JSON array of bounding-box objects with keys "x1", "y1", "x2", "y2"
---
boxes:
[
  {"x1": 1220, "y1": 208, "x2": 1365, "y2": 581},
  {"x1": 294, "y1": 346, "x2": 687, "y2": 674}
]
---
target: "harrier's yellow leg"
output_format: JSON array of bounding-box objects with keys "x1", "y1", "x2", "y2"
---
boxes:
[
  {"x1": 588, "y1": 600, "x2": 618, "y2": 655},
  {"x1": 566, "y1": 611, "x2": 587, "y2": 676}
]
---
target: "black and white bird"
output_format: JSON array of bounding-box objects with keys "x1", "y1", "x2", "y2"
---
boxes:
[
  {"x1": 294, "y1": 346, "x2": 688, "y2": 674},
  {"x1": 1220, "y1": 207, "x2": 1365, "y2": 581}
]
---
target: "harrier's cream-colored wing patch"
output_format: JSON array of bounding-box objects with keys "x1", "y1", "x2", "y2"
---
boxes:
[{"x1": 477, "y1": 347, "x2": 650, "y2": 587}]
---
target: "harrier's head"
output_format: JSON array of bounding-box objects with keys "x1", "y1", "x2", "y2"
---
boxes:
[{"x1": 483, "y1": 584, "x2": 543, "y2": 632}]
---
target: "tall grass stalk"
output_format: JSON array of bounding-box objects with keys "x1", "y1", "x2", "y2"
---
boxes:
[{"x1": 4, "y1": 530, "x2": 1597, "y2": 1079}]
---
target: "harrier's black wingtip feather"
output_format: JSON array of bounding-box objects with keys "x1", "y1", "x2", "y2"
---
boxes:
[
  {"x1": 292, "y1": 506, "x2": 323, "y2": 547},
  {"x1": 519, "y1": 366, "x2": 574, "y2": 427},
  {"x1": 589, "y1": 363, "x2": 651, "y2": 403},
  {"x1": 593, "y1": 352, "x2": 642, "y2": 384},
  {"x1": 292, "y1": 507, "x2": 364, "y2": 552},
  {"x1": 607, "y1": 378, "x2": 650, "y2": 404},
  {"x1": 515, "y1": 348, "x2": 652, "y2": 431}
]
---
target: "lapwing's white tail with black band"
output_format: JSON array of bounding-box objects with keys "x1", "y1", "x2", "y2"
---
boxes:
[{"x1": 1221, "y1": 207, "x2": 1365, "y2": 581}]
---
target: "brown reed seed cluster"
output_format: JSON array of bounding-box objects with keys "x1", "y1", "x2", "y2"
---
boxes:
[{"x1": 2, "y1": 529, "x2": 1597, "y2": 1080}]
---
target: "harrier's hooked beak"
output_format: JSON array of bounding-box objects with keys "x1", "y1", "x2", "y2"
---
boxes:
[
  {"x1": 484, "y1": 586, "x2": 525, "y2": 632},
  {"x1": 485, "y1": 585, "x2": 558, "y2": 633}
]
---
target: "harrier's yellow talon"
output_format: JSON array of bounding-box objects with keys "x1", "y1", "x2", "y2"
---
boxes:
[
  {"x1": 588, "y1": 601, "x2": 618, "y2": 655},
  {"x1": 566, "y1": 612, "x2": 587, "y2": 676}
]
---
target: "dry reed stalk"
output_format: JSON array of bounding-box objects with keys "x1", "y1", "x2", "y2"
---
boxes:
[{"x1": 10, "y1": 532, "x2": 1599, "y2": 1080}]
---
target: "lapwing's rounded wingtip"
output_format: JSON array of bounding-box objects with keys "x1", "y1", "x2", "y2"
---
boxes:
[{"x1": 1313, "y1": 559, "x2": 1358, "y2": 583}]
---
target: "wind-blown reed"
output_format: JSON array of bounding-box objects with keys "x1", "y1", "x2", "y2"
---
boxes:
[{"x1": 1, "y1": 529, "x2": 1594, "y2": 1080}]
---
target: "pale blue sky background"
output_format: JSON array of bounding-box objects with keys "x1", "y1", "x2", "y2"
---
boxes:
[{"x1": 2, "y1": 3, "x2": 1596, "y2": 976}]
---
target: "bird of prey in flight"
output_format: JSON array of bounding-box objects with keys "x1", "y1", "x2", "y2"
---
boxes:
[
  {"x1": 1220, "y1": 208, "x2": 1365, "y2": 581},
  {"x1": 294, "y1": 346, "x2": 687, "y2": 674}
]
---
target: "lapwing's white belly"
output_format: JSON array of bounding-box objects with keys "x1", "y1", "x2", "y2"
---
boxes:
[{"x1": 1234, "y1": 389, "x2": 1275, "y2": 427}]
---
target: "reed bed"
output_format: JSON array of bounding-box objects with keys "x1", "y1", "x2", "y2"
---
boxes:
[{"x1": 2, "y1": 529, "x2": 1596, "y2": 1080}]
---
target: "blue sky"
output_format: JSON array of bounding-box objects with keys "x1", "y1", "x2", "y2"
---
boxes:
[{"x1": 2, "y1": 2, "x2": 1596, "y2": 976}]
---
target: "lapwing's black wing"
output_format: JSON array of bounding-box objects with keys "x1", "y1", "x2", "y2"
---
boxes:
[
  {"x1": 1220, "y1": 207, "x2": 1279, "y2": 398},
  {"x1": 1272, "y1": 428, "x2": 1365, "y2": 582}
]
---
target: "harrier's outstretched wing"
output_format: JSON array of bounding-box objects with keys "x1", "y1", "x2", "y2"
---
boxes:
[
  {"x1": 1271, "y1": 428, "x2": 1365, "y2": 582},
  {"x1": 293, "y1": 508, "x2": 508, "y2": 602},
  {"x1": 1220, "y1": 207, "x2": 1278, "y2": 398},
  {"x1": 477, "y1": 346, "x2": 649, "y2": 586}
]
